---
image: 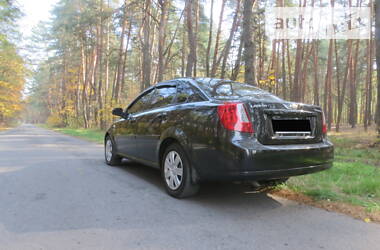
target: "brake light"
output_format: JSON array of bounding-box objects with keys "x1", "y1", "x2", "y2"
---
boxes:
[
  {"x1": 322, "y1": 112, "x2": 327, "y2": 134},
  {"x1": 217, "y1": 102, "x2": 254, "y2": 133}
]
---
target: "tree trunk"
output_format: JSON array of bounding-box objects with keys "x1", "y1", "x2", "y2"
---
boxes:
[
  {"x1": 368, "y1": 39, "x2": 374, "y2": 126},
  {"x1": 281, "y1": 39, "x2": 287, "y2": 99},
  {"x1": 349, "y1": 40, "x2": 359, "y2": 128},
  {"x1": 97, "y1": 0, "x2": 105, "y2": 129},
  {"x1": 210, "y1": 0, "x2": 227, "y2": 77},
  {"x1": 231, "y1": 35, "x2": 243, "y2": 81},
  {"x1": 120, "y1": 20, "x2": 132, "y2": 99},
  {"x1": 312, "y1": 41, "x2": 320, "y2": 105},
  {"x1": 104, "y1": 0, "x2": 110, "y2": 118},
  {"x1": 292, "y1": 40, "x2": 304, "y2": 101},
  {"x1": 181, "y1": 24, "x2": 186, "y2": 77},
  {"x1": 364, "y1": 39, "x2": 373, "y2": 131},
  {"x1": 205, "y1": 0, "x2": 214, "y2": 77},
  {"x1": 242, "y1": 0, "x2": 256, "y2": 85},
  {"x1": 300, "y1": 42, "x2": 312, "y2": 103},
  {"x1": 81, "y1": 42, "x2": 89, "y2": 129},
  {"x1": 336, "y1": 40, "x2": 353, "y2": 132},
  {"x1": 185, "y1": 0, "x2": 196, "y2": 77},
  {"x1": 157, "y1": 0, "x2": 169, "y2": 82},
  {"x1": 192, "y1": 0, "x2": 199, "y2": 77},
  {"x1": 375, "y1": 0, "x2": 380, "y2": 136},
  {"x1": 286, "y1": 40, "x2": 292, "y2": 96},
  {"x1": 334, "y1": 39, "x2": 341, "y2": 127},
  {"x1": 142, "y1": 0, "x2": 152, "y2": 91},
  {"x1": 324, "y1": 40, "x2": 333, "y2": 130},
  {"x1": 113, "y1": 0, "x2": 127, "y2": 103},
  {"x1": 221, "y1": 0, "x2": 241, "y2": 79}
]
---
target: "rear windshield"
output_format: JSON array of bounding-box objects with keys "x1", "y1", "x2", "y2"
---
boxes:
[{"x1": 195, "y1": 78, "x2": 282, "y2": 101}]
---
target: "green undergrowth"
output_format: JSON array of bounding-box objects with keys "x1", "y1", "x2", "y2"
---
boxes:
[
  {"x1": 286, "y1": 131, "x2": 380, "y2": 212},
  {"x1": 39, "y1": 124, "x2": 105, "y2": 144}
]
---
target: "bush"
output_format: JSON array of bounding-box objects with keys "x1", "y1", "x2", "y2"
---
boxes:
[{"x1": 46, "y1": 113, "x2": 65, "y2": 128}]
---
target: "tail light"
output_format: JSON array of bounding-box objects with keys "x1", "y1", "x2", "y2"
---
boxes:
[
  {"x1": 217, "y1": 102, "x2": 254, "y2": 133},
  {"x1": 322, "y1": 112, "x2": 327, "y2": 134}
]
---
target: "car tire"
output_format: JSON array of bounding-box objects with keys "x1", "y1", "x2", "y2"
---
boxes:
[
  {"x1": 105, "y1": 136, "x2": 122, "y2": 166},
  {"x1": 161, "y1": 143, "x2": 200, "y2": 198}
]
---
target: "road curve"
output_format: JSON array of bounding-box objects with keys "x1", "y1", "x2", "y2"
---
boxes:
[{"x1": 0, "y1": 124, "x2": 379, "y2": 250}]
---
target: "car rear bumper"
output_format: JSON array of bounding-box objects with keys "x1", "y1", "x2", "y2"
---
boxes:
[
  {"x1": 193, "y1": 138, "x2": 334, "y2": 181},
  {"x1": 219, "y1": 163, "x2": 332, "y2": 181}
]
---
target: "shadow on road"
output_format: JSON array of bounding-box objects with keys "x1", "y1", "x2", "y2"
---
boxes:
[{"x1": 115, "y1": 159, "x2": 282, "y2": 210}]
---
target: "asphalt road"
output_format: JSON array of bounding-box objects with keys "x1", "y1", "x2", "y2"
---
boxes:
[{"x1": 0, "y1": 124, "x2": 379, "y2": 250}]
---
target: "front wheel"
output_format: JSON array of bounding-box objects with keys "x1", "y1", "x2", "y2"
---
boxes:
[
  {"x1": 105, "y1": 136, "x2": 122, "y2": 166},
  {"x1": 161, "y1": 143, "x2": 199, "y2": 198}
]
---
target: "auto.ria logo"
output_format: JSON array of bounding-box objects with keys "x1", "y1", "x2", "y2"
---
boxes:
[{"x1": 265, "y1": 7, "x2": 371, "y2": 40}]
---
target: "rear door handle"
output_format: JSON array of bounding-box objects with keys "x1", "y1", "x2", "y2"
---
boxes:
[
  {"x1": 152, "y1": 112, "x2": 168, "y2": 123},
  {"x1": 160, "y1": 112, "x2": 168, "y2": 121},
  {"x1": 129, "y1": 116, "x2": 137, "y2": 123}
]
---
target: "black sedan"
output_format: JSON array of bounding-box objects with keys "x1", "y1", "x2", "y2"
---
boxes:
[{"x1": 105, "y1": 78, "x2": 334, "y2": 198}]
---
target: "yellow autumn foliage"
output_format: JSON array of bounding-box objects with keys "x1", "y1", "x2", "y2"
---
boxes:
[
  {"x1": 46, "y1": 113, "x2": 65, "y2": 128},
  {"x1": 0, "y1": 38, "x2": 26, "y2": 125}
]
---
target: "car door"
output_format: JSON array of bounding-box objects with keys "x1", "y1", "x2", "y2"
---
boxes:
[
  {"x1": 134, "y1": 84, "x2": 177, "y2": 164},
  {"x1": 114, "y1": 88, "x2": 155, "y2": 158}
]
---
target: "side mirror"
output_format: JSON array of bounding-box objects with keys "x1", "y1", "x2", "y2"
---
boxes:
[{"x1": 112, "y1": 108, "x2": 126, "y2": 118}]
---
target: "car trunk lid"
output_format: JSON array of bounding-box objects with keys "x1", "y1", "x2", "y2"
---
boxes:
[{"x1": 246, "y1": 102, "x2": 324, "y2": 145}]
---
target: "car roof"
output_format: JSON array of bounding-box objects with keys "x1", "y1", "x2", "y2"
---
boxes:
[
  {"x1": 155, "y1": 81, "x2": 177, "y2": 87},
  {"x1": 153, "y1": 78, "x2": 211, "y2": 100},
  {"x1": 172, "y1": 77, "x2": 284, "y2": 102}
]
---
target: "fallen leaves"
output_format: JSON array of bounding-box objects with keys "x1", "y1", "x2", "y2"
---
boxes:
[{"x1": 270, "y1": 189, "x2": 380, "y2": 224}]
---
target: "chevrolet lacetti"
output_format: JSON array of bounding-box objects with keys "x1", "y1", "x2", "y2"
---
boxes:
[{"x1": 104, "y1": 78, "x2": 334, "y2": 198}]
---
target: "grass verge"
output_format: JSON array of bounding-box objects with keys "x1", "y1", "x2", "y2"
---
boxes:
[
  {"x1": 39, "y1": 124, "x2": 105, "y2": 144},
  {"x1": 285, "y1": 161, "x2": 380, "y2": 211},
  {"x1": 272, "y1": 126, "x2": 380, "y2": 223}
]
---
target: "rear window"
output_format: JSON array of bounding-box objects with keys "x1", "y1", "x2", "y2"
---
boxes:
[{"x1": 195, "y1": 78, "x2": 282, "y2": 101}]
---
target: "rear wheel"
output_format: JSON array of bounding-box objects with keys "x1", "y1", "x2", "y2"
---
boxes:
[
  {"x1": 161, "y1": 143, "x2": 199, "y2": 198},
  {"x1": 105, "y1": 136, "x2": 122, "y2": 166}
]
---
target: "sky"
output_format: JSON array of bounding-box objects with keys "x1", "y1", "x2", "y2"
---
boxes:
[
  {"x1": 15, "y1": 0, "x2": 230, "y2": 67},
  {"x1": 16, "y1": 0, "x2": 59, "y2": 95},
  {"x1": 17, "y1": 0, "x2": 226, "y2": 38},
  {"x1": 17, "y1": 0, "x2": 59, "y2": 39}
]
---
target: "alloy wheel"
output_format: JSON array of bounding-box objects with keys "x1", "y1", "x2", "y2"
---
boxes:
[
  {"x1": 164, "y1": 151, "x2": 184, "y2": 190},
  {"x1": 105, "y1": 139, "x2": 113, "y2": 162}
]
